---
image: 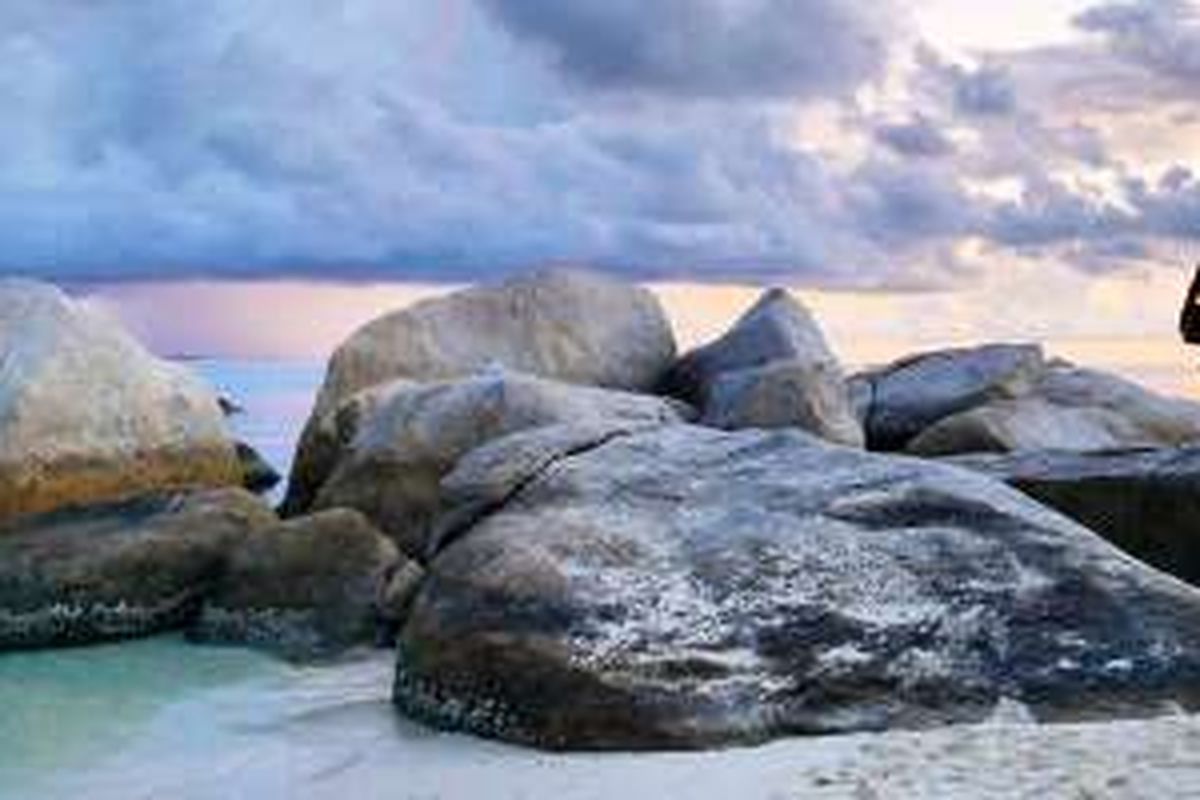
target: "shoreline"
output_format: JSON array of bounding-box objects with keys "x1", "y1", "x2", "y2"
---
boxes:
[{"x1": 5, "y1": 637, "x2": 1199, "y2": 800}]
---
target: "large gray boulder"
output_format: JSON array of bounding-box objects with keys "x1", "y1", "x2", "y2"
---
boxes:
[
  {"x1": 701, "y1": 360, "x2": 865, "y2": 447},
  {"x1": 190, "y1": 509, "x2": 414, "y2": 661},
  {"x1": 907, "y1": 364, "x2": 1200, "y2": 456},
  {"x1": 312, "y1": 371, "x2": 686, "y2": 559},
  {"x1": 284, "y1": 269, "x2": 677, "y2": 514},
  {"x1": 949, "y1": 447, "x2": 1200, "y2": 585},
  {"x1": 395, "y1": 425, "x2": 1200, "y2": 750},
  {"x1": 0, "y1": 280, "x2": 243, "y2": 522},
  {"x1": 852, "y1": 344, "x2": 1045, "y2": 451},
  {"x1": 662, "y1": 288, "x2": 846, "y2": 406},
  {"x1": 0, "y1": 489, "x2": 276, "y2": 650}
]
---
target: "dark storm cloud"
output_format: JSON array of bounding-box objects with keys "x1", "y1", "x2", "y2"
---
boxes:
[
  {"x1": 478, "y1": 0, "x2": 892, "y2": 100},
  {"x1": 0, "y1": 0, "x2": 1194, "y2": 287},
  {"x1": 873, "y1": 115, "x2": 956, "y2": 158}
]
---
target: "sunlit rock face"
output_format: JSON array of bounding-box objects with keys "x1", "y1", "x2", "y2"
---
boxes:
[
  {"x1": 395, "y1": 425, "x2": 1200, "y2": 750},
  {"x1": 0, "y1": 280, "x2": 242, "y2": 522},
  {"x1": 310, "y1": 371, "x2": 687, "y2": 560},
  {"x1": 190, "y1": 508, "x2": 410, "y2": 661},
  {"x1": 0, "y1": 489, "x2": 276, "y2": 650},
  {"x1": 283, "y1": 268, "x2": 678, "y2": 514},
  {"x1": 662, "y1": 288, "x2": 863, "y2": 447}
]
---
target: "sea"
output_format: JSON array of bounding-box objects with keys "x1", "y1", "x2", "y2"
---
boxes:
[{"x1": 1, "y1": 355, "x2": 1197, "y2": 799}]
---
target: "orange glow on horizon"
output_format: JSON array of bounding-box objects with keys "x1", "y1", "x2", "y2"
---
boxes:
[{"x1": 83, "y1": 266, "x2": 1200, "y2": 399}]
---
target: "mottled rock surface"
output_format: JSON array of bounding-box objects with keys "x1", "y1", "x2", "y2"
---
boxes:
[
  {"x1": 0, "y1": 489, "x2": 275, "y2": 650},
  {"x1": 907, "y1": 364, "x2": 1200, "y2": 456},
  {"x1": 662, "y1": 288, "x2": 845, "y2": 406},
  {"x1": 0, "y1": 280, "x2": 242, "y2": 522},
  {"x1": 284, "y1": 268, "x2": 676, "y2": 513},
  {"x1": 190, "y1": 509, "x2": 409, "y2": 660},
  {"x1": 950, "y1": 447, "x2": 1200, "y2": 585},
  {"x1": 395, "y1": 426, "x2": 1200, "y2": 750},
  {"x1": 702, "y1": 360, "x2": 864, "y2": 446},
  {"x1": 853, "y1": 344, "x2": 1045, "y2": 451},
  {"x1": 313, "y1": 372, "x2": 685, "y2": 559}
]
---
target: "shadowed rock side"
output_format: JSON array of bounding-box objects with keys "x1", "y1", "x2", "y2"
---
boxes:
[
  {"x1": 283, "y1": 268, "x2": 677, "y2": 515},
  {"x1": 395, "y1": 426, "x2": 1200, "y2": 750},
  {"x1": 949, "y1": 448, "x2": 1200, "y2": 586},
  {"x1": 0, "y1": 489, "x2": 276, "y2": 650},
  {"x1": 0, "y1": 280, "x2": 243, "y2": 522},
  {"x1": 236, "y1": 441, "x2": 282, "y2": 494},
  {"x1": 190, "y1": 509, "x2": 415, "y2": 661},
  {"x1": 850, "y1": 344, "x2": 1045, "y2": 451},
  {"x1": 311, "y1": 371, "x2": 687, "y2": 560}
]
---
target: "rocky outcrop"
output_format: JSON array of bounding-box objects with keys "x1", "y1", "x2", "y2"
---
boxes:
[
  {"x1": 283, "y1": 269, "x2": 677, "y2": 514},
  {"x1": 663, "y1": 288, "x2": 841, "y2": 402},
  {"x1": 701, "y1": 360, "x2": 864, "y2": 446},
  {"x1": 395, "y1": 425, "x2": 1200, "y2": 750},
  {"x1": 852, "y1": 344, "x2": 1045, "y2": 451},
  {"x1": 949, "y1": 447, "x2": 1200, "y2": 585},
  {"x1": 0, "y1": 280, "x2": 242, "y2": 522},
  {"x1": 236, "y1": 442, "x2": 282, "y2": 495},
  {"x1": 907, "y1": 364, "x2": 1200, "y2": 456},
  {"x1": 312, "y1": 371, "x2": 686, "y2": 559},
  {"x1": 663, "y1": 289, "x2": 862, "y2": 446},
  {"x1": 0, "y1": 489, "x2": 275, "y2": 650},
  {"x1": 190, "y1": 509, "x2": 411, "y2": 660}
]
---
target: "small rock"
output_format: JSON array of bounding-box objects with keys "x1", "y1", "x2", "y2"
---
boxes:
[
  {"x1": 235, "y1": 442, "x2": 282, "y2": 494},
  {"x1": 190, "y1": 508, "x2": 408, "y2": 661},
  {"x1": 662, "y1": 288, "x2": 846, "y2": 407}
]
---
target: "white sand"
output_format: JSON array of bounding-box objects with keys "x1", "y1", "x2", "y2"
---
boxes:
[{"x1": 5, "y1": 642, "x2": 1198, "y2": 800}]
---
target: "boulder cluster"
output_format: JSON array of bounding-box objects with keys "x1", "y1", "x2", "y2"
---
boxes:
[{"x1": 4, "y1": 269, "x2": 1200, "y2": 751}]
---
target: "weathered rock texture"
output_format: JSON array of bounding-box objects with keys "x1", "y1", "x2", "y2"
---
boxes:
[
  {"x1": 190, "y1": 508, "x2": 411, "y2": 660},
  {"x1": 907, "y1": 364, "x2": 1200, "y2": 456},
  {"x1": 950, "y1": 447, "x2": 1200, "y2": 586},
  {"x1": 284, "y1": 269, "x2": 676, "y2": 513},
  {"x1": 702, "y1": 360, "x2": 864, "y2": 446},
  {"x1": 0, "y1": 489, "x2": 275, "y2": 650},
  {"x1": 312, "y1": 371, "x2": 686, "y2": 559},
  {"x1": 852, "y1": 344, "x2": 1045, "y2": 451},
  {"x1": 395, "y1": 425, "x2": 1200, "y2": 750},
  {"x1": 664, "y1": 289, "x2": 862, "y2": 445},
  {"x1": 0, "y1": 280, "x2": 242, "y2": 522}
]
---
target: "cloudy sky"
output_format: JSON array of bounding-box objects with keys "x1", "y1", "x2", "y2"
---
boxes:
[
  {"x1": 3, "y1": 0, "x2": 1197, "y2": 288},
  {"x1": 6, "y1": 1, "x2": 1200, "y2": 379}
]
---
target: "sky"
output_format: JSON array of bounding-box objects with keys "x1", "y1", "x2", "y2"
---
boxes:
[{"x1": 4, "y1": 1, "x2": 1200, "y2": 375}]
